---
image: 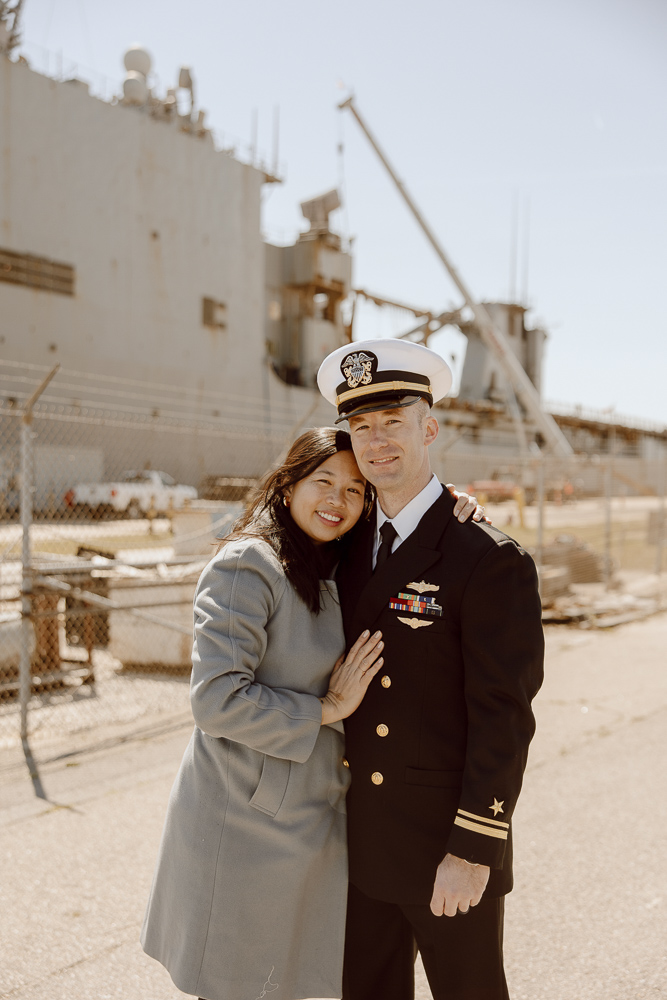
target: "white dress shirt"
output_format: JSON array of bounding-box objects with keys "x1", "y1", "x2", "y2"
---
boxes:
[{"x1": 373, "y1": 474, "x2": 444, "y2": 568}]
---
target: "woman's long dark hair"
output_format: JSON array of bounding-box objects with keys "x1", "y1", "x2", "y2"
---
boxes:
[{"x1": 221, "y1": 427, "x2": 374, "y2": 613}]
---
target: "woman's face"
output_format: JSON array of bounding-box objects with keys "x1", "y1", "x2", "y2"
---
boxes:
[{"x1": 287, "y1": 449, "x2": 366, "y2": 545}]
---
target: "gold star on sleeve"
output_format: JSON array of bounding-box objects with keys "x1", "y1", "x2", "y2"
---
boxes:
[{"x1": 489, "y1": 798, "x2": 504, "y2": 816}]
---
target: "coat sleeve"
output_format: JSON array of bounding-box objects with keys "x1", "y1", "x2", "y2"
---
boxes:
[
  {"x1": 445, "y1": 539, "x2": 544, "y2": 868},
  {"x1": 189, "y1": 541, "x2": 324, "y2": 763}
]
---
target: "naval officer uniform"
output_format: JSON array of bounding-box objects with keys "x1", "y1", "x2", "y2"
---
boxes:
[{"x1": 317, "y1": 340, "x2": 545, "y2": 1000}]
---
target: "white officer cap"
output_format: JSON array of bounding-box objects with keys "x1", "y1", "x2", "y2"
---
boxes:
[{"x1": 317, "y1": 338, "x2": 453, "y2": 423}]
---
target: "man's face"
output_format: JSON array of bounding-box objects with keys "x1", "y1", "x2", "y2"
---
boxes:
[{"x1": 347, "y1": 404, "x2": 439, "y2": 493}]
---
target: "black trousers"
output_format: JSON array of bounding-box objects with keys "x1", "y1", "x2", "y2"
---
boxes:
[{"x1": 343, "y1": 882, "x2": 510, "y2": 1000}]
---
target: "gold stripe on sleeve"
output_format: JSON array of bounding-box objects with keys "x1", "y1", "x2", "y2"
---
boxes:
[
  {"x1": 457, "y1": 808, "x2": 509, "y2": 829},
  {"x1": 454, "y1": 816, "x2": 508, "y2": 840}
]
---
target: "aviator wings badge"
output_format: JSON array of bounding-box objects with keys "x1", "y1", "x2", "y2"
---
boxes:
[
  {"x1": 407, "y1": 580, "x2": 440, "y2": 594},
  {"x1": 397, "y1": 617, "x2": 433, "y2": 630}
]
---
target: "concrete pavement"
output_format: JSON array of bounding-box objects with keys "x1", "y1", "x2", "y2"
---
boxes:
[{"x1": 2, "y1": 616, "x2": 667, "y2": 999}]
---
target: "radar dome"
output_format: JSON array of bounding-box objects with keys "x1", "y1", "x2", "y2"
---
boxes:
[
  {"x1": 123, "y1": 45, "x2": 152, "y2": 77},
  {"x1": 123, "y1": 71, "x2": 148, "y2": 105}
]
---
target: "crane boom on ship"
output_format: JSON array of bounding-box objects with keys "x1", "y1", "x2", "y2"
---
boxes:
[{"x1": 338, "y1": 95, "x2": 573, "y2": 458}]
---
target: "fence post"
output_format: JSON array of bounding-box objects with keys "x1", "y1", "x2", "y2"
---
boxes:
[
  {"x1": 656, "y1": 455, "x2": 665, "y2": 583},
  {"x1": 19, "y1": 416, "x2": 33, "y2": 740},
  {"x1": 604, "y1": 427, "x2": 615, "y2": 589},
  {"x1": 19, "y1": 365, "x2": 60, "y2": 741}
]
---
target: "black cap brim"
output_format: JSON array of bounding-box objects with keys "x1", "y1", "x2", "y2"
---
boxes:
[{"x1": 334, "y1": 393, "x2": 426, "y2": 425}]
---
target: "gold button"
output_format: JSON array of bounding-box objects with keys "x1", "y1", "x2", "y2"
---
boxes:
[
  {"x1": 371, "y1": 771, "x2": 384, "y2": 785},
  {"x1": 342, "y1": 757, "x2": 350, "y2": 768},
  {"x1": 381, "y1": 675, "x2": 391, "y2": 688},
  {"x1": 376, "y1": 724, "x2": 389, "y2": 737}
]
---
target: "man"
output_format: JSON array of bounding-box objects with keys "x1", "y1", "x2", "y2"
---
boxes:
[{"x1": 317, "y1": 339, "x2": 544, "y2": 1000}]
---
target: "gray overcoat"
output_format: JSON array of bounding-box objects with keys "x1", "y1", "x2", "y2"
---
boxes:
[{"x1": 141, "y1": 537, "x2": 351, "y2": 1000}]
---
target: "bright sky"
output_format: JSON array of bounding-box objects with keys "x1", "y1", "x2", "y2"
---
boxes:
[{"x1": 19, "y1": 0, "x2": 667, "y2": 425}]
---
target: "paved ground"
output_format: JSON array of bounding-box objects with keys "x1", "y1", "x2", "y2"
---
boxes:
[{"x1": 1, "y1": 615, "x2": 666, "y2": 1000}]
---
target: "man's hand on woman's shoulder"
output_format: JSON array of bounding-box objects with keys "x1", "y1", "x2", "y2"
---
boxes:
[{"x1": 446, "y1": 485, "x2": 491, "y2": 524}]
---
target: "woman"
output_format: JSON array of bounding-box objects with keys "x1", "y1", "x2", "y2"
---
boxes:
[{"x1": 141, "y1": 427, "x2": 480, "y2": 1000}]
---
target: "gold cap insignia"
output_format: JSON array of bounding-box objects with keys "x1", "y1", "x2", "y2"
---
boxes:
[{"x1": 341, "y1": 351, "x2": 375, "y2": 390}]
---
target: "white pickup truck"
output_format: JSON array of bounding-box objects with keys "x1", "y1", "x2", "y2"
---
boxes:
[{"x1": 64, "y1": 470, "x2": 197, "y2": 518}]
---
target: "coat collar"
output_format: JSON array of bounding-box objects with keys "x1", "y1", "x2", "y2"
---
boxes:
[{"x1": 339, "y1": 487, "x2": 456, "y2": 637}]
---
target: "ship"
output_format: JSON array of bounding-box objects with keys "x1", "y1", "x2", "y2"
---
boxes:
[{"x1": 1, "y1": 11, "x2": 664, "y2": 512}]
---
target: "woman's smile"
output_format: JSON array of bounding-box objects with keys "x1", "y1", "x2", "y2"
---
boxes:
[{"x1": 316, "y1": 510, "x2": 343, "y2": 524}]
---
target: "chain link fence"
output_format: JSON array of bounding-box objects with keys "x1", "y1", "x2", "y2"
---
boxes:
[
  {"x1": 1, "y1": 360, "x2": 665, "y2": 751},
  {"x1": 441, "y1": 450, "x2": 666, "y2": 625},
  {"x1": 0, "y1": 360, "x2": 303, "y2": 751}
]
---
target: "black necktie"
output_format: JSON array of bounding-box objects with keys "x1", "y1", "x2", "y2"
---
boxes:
[{"x1": 375, "y1": 521, "x2": 398, "y2": 571}]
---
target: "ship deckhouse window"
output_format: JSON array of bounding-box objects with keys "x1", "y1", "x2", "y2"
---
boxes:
[
  {"x1": 202, "y1": 297, "x2": 227, "y2": 329},
  {"x1": 0, "y1": 248, "x2": 75, "y2": 295}
]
